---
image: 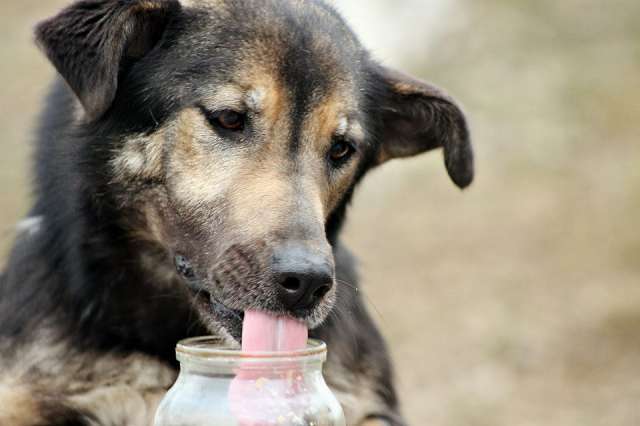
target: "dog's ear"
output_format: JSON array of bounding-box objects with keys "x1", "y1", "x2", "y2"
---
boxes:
[
  {"x1": 35, "y1": 0, "x2": 180, "y2": 120},
  {"x1": 371, "y1": 64, "x2": 474, "y2": 189}
]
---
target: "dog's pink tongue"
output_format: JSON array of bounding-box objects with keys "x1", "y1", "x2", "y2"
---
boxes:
[
  {"x1": 231, "y1": 311, "x2": 308, "y2": 424},
  {"x1": 241, "y1": 310, "x2": 308, "y2": 352}
]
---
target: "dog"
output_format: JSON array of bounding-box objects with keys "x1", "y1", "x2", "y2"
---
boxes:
[{"x1": 0, "y1": 0, "x2": 473, "y2": 425}]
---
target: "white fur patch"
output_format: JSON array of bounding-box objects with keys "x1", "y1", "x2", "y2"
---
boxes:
[
  {"x1": 111, "y1": 133, "x2": 164, "y2": 181},
  {"x1": 15, "y1": 216, "x2": 43, "y2": 236},
  {"x1": 179, "y1": 0, "x2": 225, "y2": 9},
  {"x1": 119, "y1": 150, "x2": 145, "y2": 175},
  {"x1": 246, "y1": 87, "x2": 266, "y2": 112},
  {"x1": 335, "y1": 117, "x2": 365, "y2": 143},
  {"x1": 336, "y1": 117, "x2": 349, "y2": 136},
  {"x1": 348, "y1": 121, "x2": 365, "y2": 142}
]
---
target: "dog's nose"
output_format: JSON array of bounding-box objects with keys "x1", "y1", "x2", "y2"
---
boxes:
[
  {"x1": 277, "y1": 269, "x2": 333, "y2": 311},
  {"x1": 272, "y1": 243, "x2": 334, "y2": 311}
]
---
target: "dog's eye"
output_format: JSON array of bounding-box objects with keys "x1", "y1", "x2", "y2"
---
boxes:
[
  {"x1": 205, "y1": 109, "x2": 246, "y2": 132},
  {"x1": 328, "y1": 139, "x2": 356, "y2": 165},
  {"x1": 215, "y1": 110, "x2": 245, "y2": 131}
]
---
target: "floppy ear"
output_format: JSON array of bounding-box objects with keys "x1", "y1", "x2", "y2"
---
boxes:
[
  {"x1": 371, "y1": 64, "x2": 474, "y2": 189},
  {"x1": 35, "y1": 0, "x2": 180, "y2": 120}
]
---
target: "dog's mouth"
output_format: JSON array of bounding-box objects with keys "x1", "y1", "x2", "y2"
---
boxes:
[
  {"x1": 174, "y1": 253, "x2": 333, "y2": 342},
  {"x1": 174, "y1": 255, "x2": 244, "y2": 340},
  {"x1": 191, "y1": 288, "x2": 245, "y2": 342}
]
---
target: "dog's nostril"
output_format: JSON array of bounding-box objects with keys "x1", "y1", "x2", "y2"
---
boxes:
[
  {"x1": 313, "y1": 284, "x2": 331, "y2": 300},
  {"x1": 281, "y1": 276, "x2": 301, "y2": 292}
]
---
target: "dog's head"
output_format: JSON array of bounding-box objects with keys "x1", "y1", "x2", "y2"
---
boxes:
[{"x1": 35, "y1": 0, "x2": 473, "y2": 340}]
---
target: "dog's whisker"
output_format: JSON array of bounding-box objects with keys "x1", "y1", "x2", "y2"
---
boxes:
[
  {"x1": 325, "y1": 306, "x2": 359, "y2": 349},
  {"x1": 336, "y1": 278, "x2": 386, "y2": 324},
  {"x1": 364, "y1": 297, "x2": 386, "y2": 325},
  {"x1": 184, "y1": 287, "x2": 207, "y2": 332},
  {"x1": 186, "y1": 316, "x2": 203, "y2": 335},
  {"x1": 329, "y1": 303, "x2": 352, "y2": 321},
  {"x1": 336, "y1": 279, "x2": 358, "y2": 292},
  {"x1": 149, "y1": 108, "x2": 159, "y2": 128}
]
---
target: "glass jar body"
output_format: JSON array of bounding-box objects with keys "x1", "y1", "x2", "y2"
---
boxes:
[{"x1": 154, "y1": 338, "x2": 345, "y2": 426}]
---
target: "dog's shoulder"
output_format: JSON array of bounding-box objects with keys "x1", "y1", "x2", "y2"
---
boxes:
[
  {"x1": 0, "y1": 330, "x2": 176, "y2": 426},
  {"x1": 2, "y1": 219, "x2": 176, "y2": 425}
]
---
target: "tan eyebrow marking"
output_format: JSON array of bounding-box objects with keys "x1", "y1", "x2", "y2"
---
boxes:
[
  {"x1": 201, "y1": 85, "x2": 245, "y2": 111},
  {"x1": 200, "y1": 86, "x2": 268, "y2": 115}
]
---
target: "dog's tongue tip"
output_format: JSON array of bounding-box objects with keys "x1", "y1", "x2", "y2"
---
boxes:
[{"x1": 241, "y1": 309, "x2": 308, "y2": 352}]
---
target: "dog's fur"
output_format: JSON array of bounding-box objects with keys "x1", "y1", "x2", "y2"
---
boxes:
[{"x1": 0, "y1": 1, "x2": 473, "y2": 425}]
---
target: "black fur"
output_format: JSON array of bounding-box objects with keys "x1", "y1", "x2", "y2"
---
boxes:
[{"x1": 35, "y1": 0, "x2": 181, "y2": 120}]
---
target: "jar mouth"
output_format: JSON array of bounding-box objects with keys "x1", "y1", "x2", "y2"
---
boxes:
[{"x1": 176, "y1": 336, "x2": 326, "y2": 362}]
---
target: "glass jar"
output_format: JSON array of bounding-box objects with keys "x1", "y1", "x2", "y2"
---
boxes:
[{"x1": 155, "y1": 336, "x2": 345, "y2": 426}]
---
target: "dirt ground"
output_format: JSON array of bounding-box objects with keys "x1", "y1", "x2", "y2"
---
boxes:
[{"x1": 1, "y1": 1, "x2": 639, "y2": 425}]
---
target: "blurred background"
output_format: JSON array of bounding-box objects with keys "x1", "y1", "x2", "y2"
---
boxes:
[{"x1": 1, "y1": 1, "x2": 639, "y2": 425}]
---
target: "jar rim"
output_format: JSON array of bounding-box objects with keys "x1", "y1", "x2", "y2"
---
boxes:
[{"x1": 176, "y1": 336, "x2": 327, "y2": 361}]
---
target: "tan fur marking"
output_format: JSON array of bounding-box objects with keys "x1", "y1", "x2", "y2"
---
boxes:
[
  {"x1": 182, "y1": 80, "x2": 291, "y2": 236},
  {"x1": 298, "y1": 91, "x2": 362, "y2": 215},
  {"x1": 309, "y1": 96, "x2": 346, "y2": 148},
  {"x1": 1, "y1": 327, "x2": 176, "y2": 426},
  {"x1": 201, "y1": 85, "x2": 246, "y2": 111},
  {"x1": 0, "y1": 379, "x2": 43, "y2": 426},
  {"x1": 226, "y1": 168, "x2": 292, "y2": 238},
  {"x1": 140, "y1": 202, "x2": 168, "y2": 243},
  {"x1": 136, "y1": 1, "x2": 166, "y2": 11},
  {"x1": 238, "y1": 67, "x2": 287, "y2": 130},
  {"x1": 168, "y1": 108, "x2": 241, "y2": 205},
  {"x1": 178, "y1": 0, "x2": 225, "y2": 8},
  {"x1": 392, "y1": 81, "x2": 419, "y2": 95},
  {"x1": 222, "y1": 65, "x2": 327, "y2": 241},
  {"x1": 111, "y1": 131, "x2": 165, "y2": 182},
  {"x1": 70, "y1": 386, "x2": 165, "y2": 426}
]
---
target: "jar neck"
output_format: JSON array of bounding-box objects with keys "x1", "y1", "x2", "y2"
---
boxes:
[
  {"x1": 180, "y1": 357, "x2": 325, "y2": 376},
  {"x1": 174, "y1": 337, "x2": 328, "y2": 377}
]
